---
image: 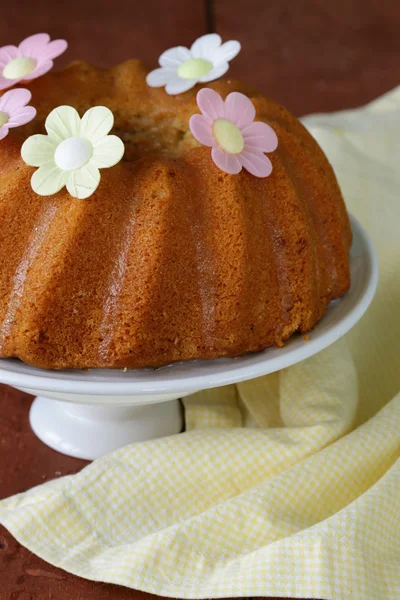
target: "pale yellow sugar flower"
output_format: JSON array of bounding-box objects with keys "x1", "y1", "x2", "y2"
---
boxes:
[{"x1": 21, "y1": 105, "x2": 125, "y2": 199}]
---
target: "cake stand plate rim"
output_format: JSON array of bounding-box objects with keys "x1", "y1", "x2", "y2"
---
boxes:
[{"x1": 0, "y1": 214, "x2": 378, "y2": 400}]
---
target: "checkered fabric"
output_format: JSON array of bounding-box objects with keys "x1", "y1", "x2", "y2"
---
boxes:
[{"x1": 1, "y1": 88, "x2": 400, "y2": 600}]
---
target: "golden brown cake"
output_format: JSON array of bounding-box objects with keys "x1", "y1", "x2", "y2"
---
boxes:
[{"x1": 0, "y1": 60, "x2": 351, "y2": 369}]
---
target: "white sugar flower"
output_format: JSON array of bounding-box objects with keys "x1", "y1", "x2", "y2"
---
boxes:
[
  {"x1": 146, "y1": 33, "x2": 241, "y2": 95},
  {"x1": 21, "y1": 106, "x2": 124, "y2": 199}
]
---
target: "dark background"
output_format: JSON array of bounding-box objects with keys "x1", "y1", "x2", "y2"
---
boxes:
[
  {"x1": 3, "y1": 0, "x2": 400, "y2": 115},
  {"x1": 0, "y1": 1, "x2": 399, "y2": 598}
]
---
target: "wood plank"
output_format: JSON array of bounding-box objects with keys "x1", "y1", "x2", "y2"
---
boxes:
[
  {"x1": 0, "y1": 0, "x2": 207, "y2": 69},
  {"x1": 214, "y1": 0, "x2": 400, "y2": 115}
]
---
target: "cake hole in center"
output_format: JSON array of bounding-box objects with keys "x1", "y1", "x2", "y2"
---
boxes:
[{"x1": 111, "y1": 113, "x2": 198, "y2": 161}]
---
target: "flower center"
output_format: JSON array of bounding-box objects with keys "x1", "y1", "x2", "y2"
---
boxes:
[
  {"x1": 177, "y1": 58, "x2": 213, "y2": 80},
  {"x1": 3, "y1": 57, "x2": 37, "y2": 80},
  {"x1": 54, "y1": 137, "x2": 93, "y2": 171},
  {"x1": 0, "y1": 111, "x2": 8, "y2": 127},
  {"x1": 213, "y1": 119, "x2": 244, "y2": 154}
]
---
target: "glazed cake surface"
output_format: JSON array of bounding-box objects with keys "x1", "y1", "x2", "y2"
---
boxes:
[{"x1": 0, "y1": 60, "x2": 352, "y2": 369}]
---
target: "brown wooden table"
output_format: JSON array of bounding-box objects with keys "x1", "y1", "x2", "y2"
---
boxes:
[{"x1": 0, "y1": 1, "x2": 399, "y2": 598}]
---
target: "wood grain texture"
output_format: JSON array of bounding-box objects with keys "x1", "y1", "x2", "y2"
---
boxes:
[
  {"x1": 214, "y1": 0, "x2": 400, "y2": 115},
  {"x1": 1, "y1": 0, "x2": 207, "y2": 71},
  {"x1": 1, "y1": 0, "x2": 400, "y2": 597}
]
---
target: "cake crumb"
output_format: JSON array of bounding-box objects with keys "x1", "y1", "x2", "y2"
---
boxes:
[{"x1": 303, "y1": 335, "x2": 309, "y2": 342}]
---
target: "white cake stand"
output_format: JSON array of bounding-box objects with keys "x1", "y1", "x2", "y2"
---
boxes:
[{"x1": 0, "y1": 215, "x2": 378, "y2": 460}]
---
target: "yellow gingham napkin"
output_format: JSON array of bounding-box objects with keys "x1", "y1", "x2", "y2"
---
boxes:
[{"x1": 1, "y1": 88, "x2": 400, "y2": 600}]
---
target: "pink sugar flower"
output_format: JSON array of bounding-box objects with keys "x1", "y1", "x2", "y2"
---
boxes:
[
  {"x1": 0, "y1": 33, "x2": 67, "y2": 90},
  {"x1": 189, "y1": 88, "x2": 278, "y2": 177},
  {"x1": 0, "y1": 89, "x2": 36, "y2": 140}
]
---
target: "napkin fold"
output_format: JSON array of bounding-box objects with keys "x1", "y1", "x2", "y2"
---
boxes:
[{"x1": 1, "y1": 88, "x2": 400, "y2": 600}]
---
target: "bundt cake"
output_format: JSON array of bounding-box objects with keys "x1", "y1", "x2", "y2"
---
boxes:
[{"x1": 0, "y1": 59, "x2": 351, "y2": 369}]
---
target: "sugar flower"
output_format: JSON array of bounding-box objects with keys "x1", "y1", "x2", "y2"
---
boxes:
[
  {"x1": 21, "y1": 106, "x2": 125, "y2": 199},
  {"x1": 0, "y1": 89, "x2": 36, "y2": 140},
  {"x1": 189, "y1": 88, "x2": 278, "y2": 177},
  {"x1": 0, "y1": 33, "x2": 67, "y2": 90},
  {"x1": 146, "y1": 34, "x2": 240, "y2": 95}
]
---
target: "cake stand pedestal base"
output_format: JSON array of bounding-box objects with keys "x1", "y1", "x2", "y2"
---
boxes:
[
  {"x1": 29, "y1": 396, "x2": 183, "y2": 460},
  {"x1": 0, "y1": 215, "x2": 377, "y2": 460}
]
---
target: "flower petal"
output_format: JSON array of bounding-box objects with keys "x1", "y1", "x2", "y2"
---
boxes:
[
  {"x1": 146, "y1": 67, "x2": 176, "y2": 87},
  {"x1": 0, "y1": 88, "x2": 32, "y2": 113},
  {"x1": 165, "y1": 76, "x2": 196, "y2": 95},
  {"x1": 37, "y1": 39, "x2": 68, "y2": 61},
  {"x1": 66, "y1": 163, "x2": 101, "y2": 199},
  {"x1": 91, "y1": 135, "x2": 125, "y2": 168},
  {"x1": 80, "y1": 106, "x2": 114, "y2": 143},
  {"x1": 45, "y1": 106, "x2": 81, "y2": 143},
  {"x1": 211, "y1": 146, "x2": 242, "y2": 174},
  {"x1": 22, "y1": 59, "x2": 53, "y2": 81},
  {"x1": 242, "y1": 121, "x2": 278, "y2": 153},
  {"x1": 159, "y1": 47, "x2": 191, "y2": 68},
  {"x1": 190, "y1": 34, "x2": 221, "y2": 59},
  {"x1": 197, "y1": 88, "x2": 225, "y2": 121},
  {"x1": 0, "y1": 126, "x2": 9, "y2": 140},
  {"x1": 239, "y1": 150, "x2": 273, "y2": 178},
  {"x1": 198, "y1": 62, "x2": 229, "y2": 83},
  {"x1": 8, "y1": 105, "x2": 36, "y2": 128},
  {"x1": 225, "y1": 92, "x2": 256, "y2": 128},
  {"x1": 31, "y1": 162, "x2": 68, "y2": 196},
  {"x1": 0, "y1": 76, "x2": 22, "y2": 90},
  {"x1": 18, "y1": 33, "x2": 50, "y2": 57},
  {"x1": 0, "y1": 46, "x2": 20, "y2": 67},
  {"x1": 213, "y1": 40, "x2": 241, "y2": 65},
  {"x1": 22, "y1": 135, "x2": 58, "y2": 167},
  {"x1": 189, "y1": 114, "x2": 214, "y2": 146}
]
